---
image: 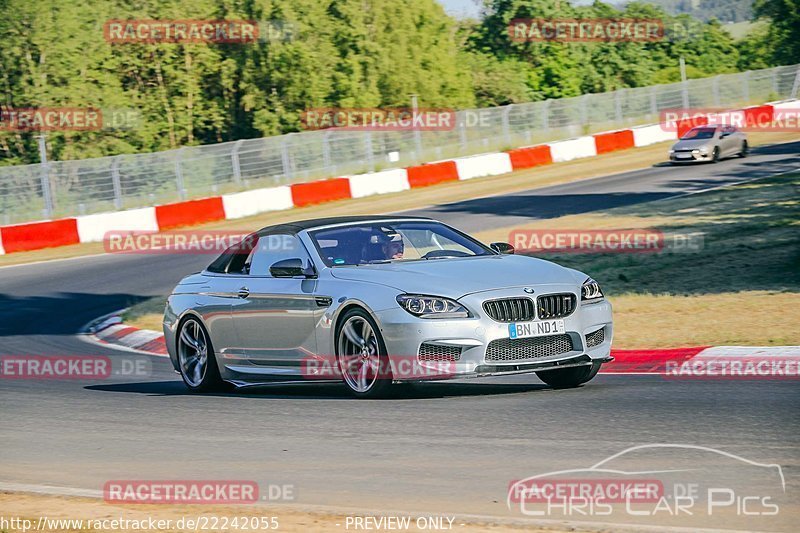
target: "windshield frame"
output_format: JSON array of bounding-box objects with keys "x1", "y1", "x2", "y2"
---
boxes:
[
  {"x1": 681, "y1": 126, "x2": 718, "y2": 140},
  {"x1": 306, "y1": 219, "x2": 495, "y2": 267}
]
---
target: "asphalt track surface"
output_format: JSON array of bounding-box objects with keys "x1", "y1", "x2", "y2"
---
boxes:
[{"x1": 2, "y1": 142, "x2": 799, "y2": 530}]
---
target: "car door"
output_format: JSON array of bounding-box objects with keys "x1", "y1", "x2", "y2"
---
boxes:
[
  {"x1": 720, "y1": 125, "x2": 737, "y2": 156},
  {"x1": 229, "y1": 233, "x2": 319, "y2": 372}
]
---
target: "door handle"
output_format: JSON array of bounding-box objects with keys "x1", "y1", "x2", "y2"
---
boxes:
[{"x1": 237, "y1": 287, "x2": 250, "y2": 299}]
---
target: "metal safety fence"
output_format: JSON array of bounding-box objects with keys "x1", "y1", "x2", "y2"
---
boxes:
[{"x1": 1, "y1": 64, "x2": 798, "y2": 225}]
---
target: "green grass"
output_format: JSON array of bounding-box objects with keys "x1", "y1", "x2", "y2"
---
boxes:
[{"x1": 530, "y1": 172, "x2": 800, "y2": 297}]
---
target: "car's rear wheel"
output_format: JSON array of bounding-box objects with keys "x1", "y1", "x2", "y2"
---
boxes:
[
  {"x1": 739, "y1": 140, "x2": 748, "y2": 157},
  {"x1": 336, "y1": 309, "x2": 393, "y2": 398},
  {"x1": 711, "y1": 146, "x2": 720, "y2": 163},
  {"x1": 536, "y1": 361, "x2": 602, "y2": 389},
  {"x1": 177, "y1": 316, "x2": 226, "y2": 392}
]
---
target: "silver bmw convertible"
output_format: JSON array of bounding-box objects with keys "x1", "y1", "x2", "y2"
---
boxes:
[{"x1": 164, "y1": 216, "x2": 613, "y2": 397}]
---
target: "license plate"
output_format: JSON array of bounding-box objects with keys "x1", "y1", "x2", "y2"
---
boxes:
[
  {"x1": 508, "y1": 320, "x2": 565, "y2": 339},
  {"x1": 676, "y1": 153, "x2": 692, "y2": 159}
]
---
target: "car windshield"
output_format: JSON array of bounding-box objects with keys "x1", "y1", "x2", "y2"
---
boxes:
[
  {"x1": 682, "y1": 127, "x2": 717, "y2": 140},
  {"x1": 308, "y1": 220, "x2": 492, "y2": 266}
]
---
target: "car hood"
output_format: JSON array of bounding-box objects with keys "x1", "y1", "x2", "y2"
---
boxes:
[
  {"x1": 673, "y1": 139, "x2": 713, "y2": 150},
  {"x1": 329, "y1": 254, "x2": 581, "y2": 299}
]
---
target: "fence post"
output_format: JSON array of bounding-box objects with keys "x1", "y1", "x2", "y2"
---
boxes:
[
  {"x1": 281, "y1": 135, "x2": 293, "y2": 181},
  {"x1": 712, "y1": 76, "x2": 721, "y2": 106},
  {"x1": 231, "y1": 139, "x2": 244, "y2": 185},
  {"x1": 37, "y1": 135, "x2": 53, "y2": 218},
  {"x1": 322, "y1": 131, "x2": 332, "y2": 174},
  {"x1": 502, "y1": 104, "x2": 513, "y2": 147},
  {"x1": 174, "y1": 148, "x2": 186, "y2": 200},
  {"x1": 364, "y1": 131, "x2": 374, "y2": 173},
  {"x1": 111, "y1": 156, "x2": 123, "y2": 210},
  {"x1": 772, "y1": 68, "x2": 779, "y2": 96},
  {"x1": 791, "y1": 65, "x2": 800, "y2": 99},
  {"x1": 743, "y1": 70, "x2": 751, "y2": 103},
  {"x1": 457, "y1": 112, "x2": 468, "y2": 152},
  {"x1": 542, "y1": 100, "x2": 550, "y2": 130},
  {"x1": 615, "y1": 89, "x2": 623, "y2": 124},
  {"x1": 580, "y1": 94, "x2": 588, "y2": 126},
  {"x1": 411, "y1": 95, "x2": 423, "y2": 161},
  {"x1": 680, "y1": 57, "x2": 689, "y2": 109},
  {"x1": 650, "y1": 86, "x2": 658, "y2": 116}
]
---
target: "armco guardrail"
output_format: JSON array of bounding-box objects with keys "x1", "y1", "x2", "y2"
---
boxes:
[
  {"x1": 0, "y1": 64, "x2": 798, "y2": 226},
  {"x1": 1, "y1": 98, "x2": 795, "y2": 256}
]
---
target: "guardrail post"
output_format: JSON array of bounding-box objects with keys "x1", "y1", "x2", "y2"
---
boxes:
[
  {"x1": 174, "y1": 148, "x2": 186, "y2": 200},
  {"x1": 231, "y1": 139, "x2": 244, "y2": 185},
  {"x1": 111, "y1": 155, "x2": 123, "y2": 210}
]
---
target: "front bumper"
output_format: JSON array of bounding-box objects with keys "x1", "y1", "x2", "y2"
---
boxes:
[
  {"x1": 375, "y1": 285, "x2": 613, "y2": 381},
  {"x1": 670, "y1": 151, "x2": 711, "y2": 162}
]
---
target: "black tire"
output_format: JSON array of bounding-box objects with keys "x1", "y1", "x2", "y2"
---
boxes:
[
  {"x1": 739, "y1": 141, "x2": 748, "y2": 158},
  {"x1": 711, "y1": 146, "x2": 720, "y2": 163},
  {"x1": 536, "y1": 361, "x2": 602, "y2": 389},
  {"x1": 176, "y1": 316, "x2": 227, "y2": 392},
  {"x1": 335, "y1": 308, "x2": 394, "y2": 399}
]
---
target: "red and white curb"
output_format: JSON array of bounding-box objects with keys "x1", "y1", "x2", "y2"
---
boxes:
[
  {"x1": 82, "y1": 311, "x2": 167, "y2": 356},
  {"x1": 606, "y1": 345, "x2": 800, "y2": 376},
  {"x1": 1, "y1": 99, "x2": 794, "y2": 256},
  {"x1": 84, "y1": 311, "x2": 800, "y2": 378}
]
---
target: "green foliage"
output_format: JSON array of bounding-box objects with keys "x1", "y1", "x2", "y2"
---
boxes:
[{"x1": 752, "y1": 0, "x2": 800, "y2": 66}]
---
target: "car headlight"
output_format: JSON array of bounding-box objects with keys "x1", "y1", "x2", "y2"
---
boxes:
[
  {"x1": 581, "y1": 278, "x2": 604, "y2": 302},
  {"x1": 698, "y1": 146, "x2": 708, "y2": 154},
  {"x1": 396, "y1": 294, "x2": 470, "y2": 319},
  {"x1": 668, "y1": 149, "x2": 675, "y2": 154}
]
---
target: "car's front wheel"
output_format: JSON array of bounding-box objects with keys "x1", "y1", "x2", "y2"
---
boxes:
[
  {"x1": 177, "y1": 316, "x2": 226, "y2": 392},
  {"x1": 536, "y1": 361, "x2": 601, "y2": 389},
  {"x1": 336, "y1": 308, "x2": 393, "y2": 398},
  {"x1": 711, "y1": 146, "x2": 720, "y2": 163}
]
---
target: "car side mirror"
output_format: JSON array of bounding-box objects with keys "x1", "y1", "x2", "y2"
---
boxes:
[
  {"x1": 269, "y1": 258, "x2": 316, "y2": 278},
  {"x1": 490, "y1": 242, "x2": 515, "y2": 255}
]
